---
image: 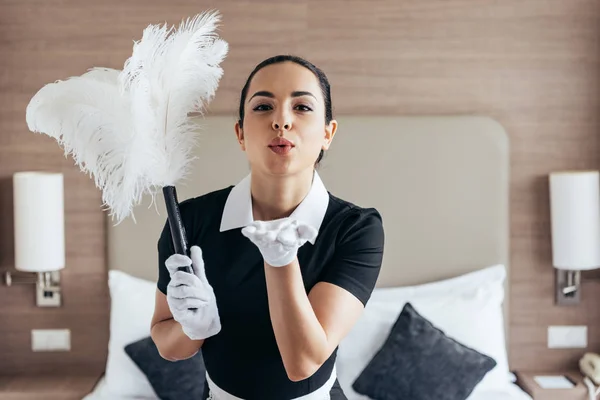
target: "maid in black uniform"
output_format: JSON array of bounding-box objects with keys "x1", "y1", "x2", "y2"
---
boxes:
[{"x1": 150, "y1": 55, "x2": 385, "y2": 400}]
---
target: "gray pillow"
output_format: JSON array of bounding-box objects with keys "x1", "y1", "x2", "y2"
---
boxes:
[
  {"x1": 124, "y1": 336, "x2": 206, "y2": 400},
  {"x1": 352, "y1": 302, "x2": 496, "y2": 400}
]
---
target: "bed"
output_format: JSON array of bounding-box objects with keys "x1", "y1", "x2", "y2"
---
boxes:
[{"x1": 84, "y1": 115, "x2": 531, "y2": 399}]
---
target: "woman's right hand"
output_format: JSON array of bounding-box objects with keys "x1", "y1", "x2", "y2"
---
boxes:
[{"x1": 164, "y1": 245, "x2": 221, "y2": 340}]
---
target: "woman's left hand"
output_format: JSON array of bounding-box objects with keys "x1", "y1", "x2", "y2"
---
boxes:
[{"x1": 241, "y1": 218, "x2": 317, "y2": 267}]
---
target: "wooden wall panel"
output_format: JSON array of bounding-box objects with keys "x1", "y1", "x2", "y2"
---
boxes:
[{"x1": 0, "y1": 0, "x2": 599, "y2": 375}]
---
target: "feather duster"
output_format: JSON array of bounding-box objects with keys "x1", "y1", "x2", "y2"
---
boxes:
[
  {"x1": 27, "y1": 11, "x2": 227, "y2": 222},
  {"x1": 26, "y1": 10, "x2": 228, "y2": 266}
]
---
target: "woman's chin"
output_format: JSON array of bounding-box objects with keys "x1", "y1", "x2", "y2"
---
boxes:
[
  {"x1": 261, "y1": 160, "x2": 307, "y2": 177},
  {"x1": 264, "y1": 164, "x2": 294, "y2": 176}
]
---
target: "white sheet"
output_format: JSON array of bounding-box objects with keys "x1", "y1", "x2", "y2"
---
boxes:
[
  {"x1": 82, "y1": 376, "x2": 532, "y2": 400},
  {"x1": 82, "y1": 376, "x2": 156, "y2": 400},
  {"x1": 468, "y1": 384, "x2": 532, "y2": 400}
]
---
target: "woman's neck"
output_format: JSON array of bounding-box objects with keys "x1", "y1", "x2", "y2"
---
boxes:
[{"x1": 250, "y1": 168, "x2": 314, "y2": 221}]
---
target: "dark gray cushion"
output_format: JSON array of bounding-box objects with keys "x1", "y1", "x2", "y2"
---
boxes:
[
  {"x1": 124, "y1": 336, "x2": 205, "y2": 400},
  {"x1": 352, "y1": 303, "x2": 496, "y2": 400}
]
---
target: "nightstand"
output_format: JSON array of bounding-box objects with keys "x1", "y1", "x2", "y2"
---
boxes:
[{"x1": 515, "y1": 371, "x2": 587, "y2": 400}]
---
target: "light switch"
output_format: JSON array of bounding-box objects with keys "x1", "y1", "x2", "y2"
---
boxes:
[
  {"x1": 547, "y1": 325, "x2": 587, "y2": 349},
  {"x1": 31, "y1": 329, "x2": 71, "y2": 351}
]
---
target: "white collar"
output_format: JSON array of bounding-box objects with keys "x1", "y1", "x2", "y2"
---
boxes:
[{"x1": 219, "y1": 171, "x2": 329, "y2": 244}]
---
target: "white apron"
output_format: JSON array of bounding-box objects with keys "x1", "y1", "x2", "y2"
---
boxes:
[{"x1": 205, "y1": 365, "x2": 337, "y2": 400}]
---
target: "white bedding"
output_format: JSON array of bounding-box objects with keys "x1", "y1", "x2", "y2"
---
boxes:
[
  {"x1": 89, "y1": 267, "x2": 528, "y2": 400},
  {"x1": 468, "y1": 384, "x2": 532, "y2": 400},
  {"x1": 82, "y1": 376, "x2": 153, "y2": 400},
  {"x1": 82, "y1": 376, "x2": 532, "y2": 400}
]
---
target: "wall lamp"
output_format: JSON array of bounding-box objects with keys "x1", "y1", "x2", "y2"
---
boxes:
[
  {"x1": 549, "y1": 171, "x2": 600, "y2": 305},
  {"x1": 4, "y1": 172, "x2": 65, "y2": 307}
]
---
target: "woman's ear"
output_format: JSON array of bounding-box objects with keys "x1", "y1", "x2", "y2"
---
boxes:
[
  {"x1": 235, "y1": 121, "x2": 245, "y2": 151},
  {"x1": 322, "y1": 119, "x2": 338, "y2": 151}
]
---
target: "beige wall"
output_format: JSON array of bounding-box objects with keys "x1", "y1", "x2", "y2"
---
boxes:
[{"x1": 1, "y1": 0, "x2": 599, "y2": 375}]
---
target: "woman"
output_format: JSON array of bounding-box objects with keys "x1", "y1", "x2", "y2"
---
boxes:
[{"x1": 150, "y1": 55, "x2": 385, "y2": 400}]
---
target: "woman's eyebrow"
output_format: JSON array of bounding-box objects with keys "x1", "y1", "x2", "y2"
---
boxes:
[
  {"x1": 249, "y1": 90, "x2": 317, "y2": 101},
  {"x1": 249, "y1": 90, "x2": 274, "y2": 100},
  {"x1": 291, "y1": 91, "x2": 317, "y2": 100}
]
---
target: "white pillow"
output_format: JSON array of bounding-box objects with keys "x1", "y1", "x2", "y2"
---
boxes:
[
  {"x1": 336, "y1": 264, "x2": 510, "y2": 400},
  {"x1": 102, "y1": 269, "x2": 159, "y2": 399}
]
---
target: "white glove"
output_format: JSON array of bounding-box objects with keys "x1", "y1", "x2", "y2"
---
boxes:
[
  {"x1": 241, "y1": 218, "x2": 318, "y2": 267},
  {"x1": 165, "y1": 245, "x2": 221, "y2": 340}
]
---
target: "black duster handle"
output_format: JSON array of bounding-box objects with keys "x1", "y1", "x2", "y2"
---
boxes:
[{"x1": 163, "y1": 185, "x2": 192, "y2": 274}]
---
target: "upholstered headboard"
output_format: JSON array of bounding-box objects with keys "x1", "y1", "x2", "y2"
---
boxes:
[{"x1": 107, "y1": 115, "x2": 509, "y2": 303}]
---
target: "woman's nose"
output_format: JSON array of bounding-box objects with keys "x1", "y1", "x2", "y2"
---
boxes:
[{"x1": 272, "y1": 118, "x2": 291, "y2": 131}]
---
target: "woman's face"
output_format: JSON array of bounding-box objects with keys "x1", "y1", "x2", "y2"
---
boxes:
[{"x1": 235, "y1": 62, "x2": 337, "y2": 177}]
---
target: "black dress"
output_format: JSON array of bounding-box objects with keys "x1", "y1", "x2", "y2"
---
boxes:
[{"x1": 158, "y1": 177, "x2": 384, "y2": 400}]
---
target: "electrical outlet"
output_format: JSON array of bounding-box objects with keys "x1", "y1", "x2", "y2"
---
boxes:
[
  {"x1": 31, "y1": 329, "x2": 71, "y2": 352},
  {"x1": 547, "y1": 325, "x2": 587, "y2": 349}
]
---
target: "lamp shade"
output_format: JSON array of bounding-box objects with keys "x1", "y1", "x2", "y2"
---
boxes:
[
  {"x1": 549, "y1": 171, "x2": 600, "y2": 270},
  {"x1": 13, "y1": 172, "x2": 65, "y2": 272}
]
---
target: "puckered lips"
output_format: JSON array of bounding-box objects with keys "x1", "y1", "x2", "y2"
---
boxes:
[{"x1": 268, "y1": 137, "x2": 295, "y2": 155}]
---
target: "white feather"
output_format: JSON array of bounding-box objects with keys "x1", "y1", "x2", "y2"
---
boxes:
[
  {"x1": 25, "y1": 11, "x2": 228, "y2": 224},
  {"x1": 25, "y1": 67, "x2": 142, "y2": 222},
  {"x1": 120, "y1": 10, "x2": 228, "y2": 188}
]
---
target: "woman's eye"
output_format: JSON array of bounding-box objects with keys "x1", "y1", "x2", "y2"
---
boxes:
[
  {"x1": 295, "y1": 104, "x2": 313, "y2": 112},
  {"x1": 253, "y1": 104, "x2": 272, "y2": 111}
]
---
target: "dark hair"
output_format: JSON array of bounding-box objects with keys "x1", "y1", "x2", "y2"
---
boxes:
[{"x1": 237, "y1": 55, "x2": 333, "y2": 166}]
